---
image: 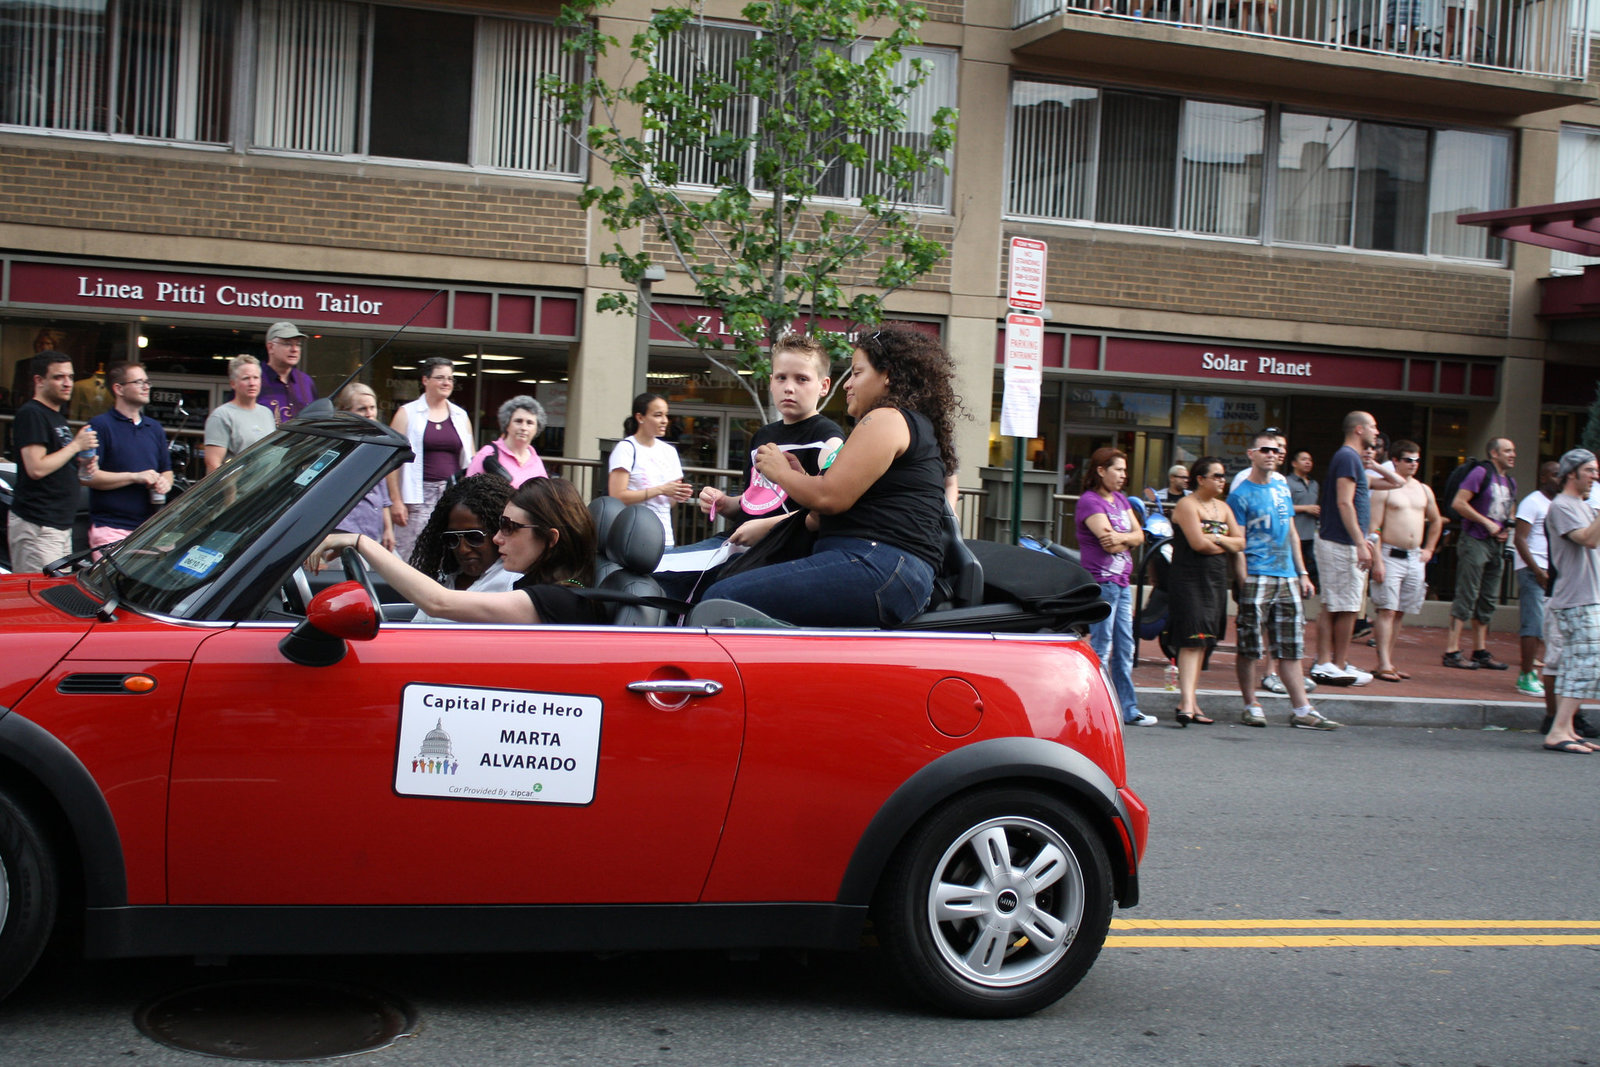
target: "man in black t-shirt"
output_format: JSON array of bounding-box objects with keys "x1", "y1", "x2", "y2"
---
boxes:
[
  {"x1": 9, "y1": 351, "x2": 98, "y2": 573},
  {"x1": 698, "y1": 335, "x2": 843, "y2": 545}
]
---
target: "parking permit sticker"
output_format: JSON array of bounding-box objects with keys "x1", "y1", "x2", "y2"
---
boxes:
[
  {"x1": 394, "y1": 683, "x2": 603, "y2": 805},
  {"x1": 174, "y1": 544, "x2": 225, "y2": 578},
  {"x1": 294, "y1": 448, "x2": 341, "y2": 487}
]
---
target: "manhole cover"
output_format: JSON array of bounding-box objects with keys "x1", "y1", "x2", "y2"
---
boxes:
[{"x1": 134, "y1": 979, "x2": 416, "y2": 1061}]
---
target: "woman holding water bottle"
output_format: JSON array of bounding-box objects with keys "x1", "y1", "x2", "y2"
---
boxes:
[{"x1": 1077, "y1": 447, "x2": 1155, "y2": 727}]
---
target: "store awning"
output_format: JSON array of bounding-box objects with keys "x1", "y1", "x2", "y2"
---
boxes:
[
  {"x1": 1458, "y1": 200, "x2": 1600, "y2": 320},
  {"x1": 1458, "y1": 199, "x2": 1600, "y2": 259}
]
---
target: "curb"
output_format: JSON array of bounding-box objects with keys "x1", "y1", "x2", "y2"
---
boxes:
[{"x1": 1135, "y1": 685, "x2": 1546, "y2": 730}]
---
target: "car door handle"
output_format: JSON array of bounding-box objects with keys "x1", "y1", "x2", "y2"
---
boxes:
[{"x1": 627, "y1": 679, "x2": 724, "y2": 697}]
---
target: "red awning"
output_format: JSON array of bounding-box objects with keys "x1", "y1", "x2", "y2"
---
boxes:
[{"x1": 1457, "y1": 199, "x2": 1600, "y2": 258}]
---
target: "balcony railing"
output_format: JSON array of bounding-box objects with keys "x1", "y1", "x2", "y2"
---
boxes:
[{"x1": 1015, "y1": 0, "x2": 1591, "y2": 78}]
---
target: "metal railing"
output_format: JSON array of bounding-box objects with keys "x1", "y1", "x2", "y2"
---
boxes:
[{"x1": 1015, "y1": 0, "x2": 1590, "y2": 78}]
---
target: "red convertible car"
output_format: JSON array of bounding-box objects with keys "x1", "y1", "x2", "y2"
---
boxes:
[{"x1": 0, "y1": 414, "x2": 1147, "y2": 1017}]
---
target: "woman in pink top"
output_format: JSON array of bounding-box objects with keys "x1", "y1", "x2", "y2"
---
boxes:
[{"x1": 465, "y1": 396, "x2": 548, "y2": 487}]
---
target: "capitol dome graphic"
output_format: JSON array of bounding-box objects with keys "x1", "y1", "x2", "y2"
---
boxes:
[{"x1": 412, "y1": 718, "x2": 458, "y2": 775}]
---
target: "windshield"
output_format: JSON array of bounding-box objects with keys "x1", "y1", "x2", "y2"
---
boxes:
[{"x1": 80, "y1": 433, "x2": 367, "y2": 618}]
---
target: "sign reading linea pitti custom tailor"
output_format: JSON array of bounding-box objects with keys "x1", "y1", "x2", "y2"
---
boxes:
[
  {"x1": 8, "y1": 260, "x2": 448, "y2": 329},
  {"x1": 1103, "y1": 336, "x2": 1408, "y2": 391}
]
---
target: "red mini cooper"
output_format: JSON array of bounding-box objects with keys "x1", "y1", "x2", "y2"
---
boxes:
[{"x1": 0, "y1": 413, "x2": 1147, "y2": 1017}]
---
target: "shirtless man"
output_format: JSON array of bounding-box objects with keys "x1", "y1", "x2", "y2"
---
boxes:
[{"x1": 1368, "y1": 440, "x2": 1441, "y2": 682}]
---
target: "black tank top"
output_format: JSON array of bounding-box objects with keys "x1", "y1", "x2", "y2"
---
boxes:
[{"x1": 818, "y1": 407, "x2": 947, "y2": 568}]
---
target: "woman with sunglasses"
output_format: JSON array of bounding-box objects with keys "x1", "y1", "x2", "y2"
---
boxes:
[
  {"x1": 405, "y1": 473, "x2": 517, "y2": 623},
  {"x1": 318, "y1": 477, "x2": 603, "y2": 625},
  {"x1": 1166, "y1": 457, "x2": 1246, "y2": 726},
  {"x1": 701, "y1": 326, "x2": 960, "y2": 628}
]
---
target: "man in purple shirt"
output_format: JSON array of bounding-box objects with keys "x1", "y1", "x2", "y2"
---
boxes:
[
  {"x1": 258, "y1": 321, "x2": 317, "y2": 423},
  {"x1": 1444, "y1": 437, "x2": 1516, "y2": 670}
]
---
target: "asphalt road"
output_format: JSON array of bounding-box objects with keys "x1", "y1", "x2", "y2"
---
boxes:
[{"x1": 2, "y1": 722, "x2": 1598, "y2": 1067}]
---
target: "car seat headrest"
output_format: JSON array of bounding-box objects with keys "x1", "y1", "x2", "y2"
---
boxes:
[
  {"x1": 589, "y1": 496, "x2": 626, "y2": 548},
  {"x1": 606, "y1": 505, "x2": 665, "y2": 575}
]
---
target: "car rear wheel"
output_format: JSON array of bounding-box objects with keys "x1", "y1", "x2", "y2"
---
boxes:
[
  {"x1": 876, "y1": 788, "x2": 1113, "y2": 1018},
  {"x1": 0, "y1": 790, "x2": 58, "y2": 1003}
]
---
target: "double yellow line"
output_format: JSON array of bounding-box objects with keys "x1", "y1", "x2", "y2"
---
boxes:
[{"x1": 1107, "y1": 919, "x2": 1600, "y2": 948}]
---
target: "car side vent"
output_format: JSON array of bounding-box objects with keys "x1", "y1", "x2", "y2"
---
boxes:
[
  {"x1": 41, "y1": 584, "x2": 102, "y2": 619},
  {"x1": 58, "y1": 673, "x2": 143, "y2": 695}
]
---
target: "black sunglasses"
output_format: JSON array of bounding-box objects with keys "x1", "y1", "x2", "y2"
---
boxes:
[
  {"x1": 1253, "y1": 446, "x2": 1283, "y2": 454},
  {"x1": 441, "y1": 529, "x2": 490, "y2": 550},
  {"x1": 496, "y1": 515, "x2": 544, "y2": 537}
]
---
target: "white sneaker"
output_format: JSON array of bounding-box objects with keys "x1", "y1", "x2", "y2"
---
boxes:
[
  {"x1": 1309, "y1": 663, "x2": 1354, "y2": 686},
  {"x1": 1290, "y1": 709, "x2": 1341, "y2": 730},
  {"x1": 1125, "y1": 712, "x2": 1158, "y2": 727},
  {"x1": 1240, "y1": 705, "x2": 1267, "y2": 727},
  {"x1": 1303, "y1": 675, "x2": 1317, "y2": 693},
  {"x1": 1261, "y1": 673, "x2": 1287, "y2": 694},
  {"x1": 1340, "y1": 664, "x2": 1373, "y2": 686}
]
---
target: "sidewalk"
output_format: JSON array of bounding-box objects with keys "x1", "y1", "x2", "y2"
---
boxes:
[{"x1": 1128, "y1": 623, "x2": 1548, "y2": 730}]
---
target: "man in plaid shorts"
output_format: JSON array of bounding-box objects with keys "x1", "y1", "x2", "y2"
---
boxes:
[{"x1": 1228, "y1": 429, "x2": 1340, "y2": 730}]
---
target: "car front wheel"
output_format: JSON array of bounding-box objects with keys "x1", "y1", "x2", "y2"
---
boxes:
[
  {"x1": 0, "y1": 790, "x2": 58, "y2": 1003},
  {"x1": 876, "y1": 788, "x2": 1113, "y2": 1018}
]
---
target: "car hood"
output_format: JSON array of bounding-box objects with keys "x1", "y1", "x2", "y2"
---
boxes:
[{"x1": 0, "y1": 576, "x2": 94, "y2": 709}]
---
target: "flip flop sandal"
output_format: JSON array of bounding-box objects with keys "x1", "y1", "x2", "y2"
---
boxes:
[
  {"x1": 1373, "y1": 669, "x2": 1404, "y2": 683},
  {"x1": 1543, "y1": 739, "x2": 1592, "y2": 754}
]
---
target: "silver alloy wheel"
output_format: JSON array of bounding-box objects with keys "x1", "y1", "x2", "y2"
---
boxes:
[{"x1": 924, "y1": 815, "x2": 1085, "y2": 988}]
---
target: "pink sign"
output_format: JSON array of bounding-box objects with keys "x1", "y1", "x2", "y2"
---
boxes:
[
  {"x1": 1103, "y1": 337, "x2": 1406, "y2": 391},
  {"x1": 9, "y1": 261, "x2": 448, "y2": 329},
  {"x1": 650, "y1": 303, "x2": 942, "y2": 345}
]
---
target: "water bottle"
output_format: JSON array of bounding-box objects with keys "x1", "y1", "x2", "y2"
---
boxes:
[
  {"x1": 76, "y1": 445, "x2": 97, "y2": 484},
  {"x1": 1164, "y1": 659, "x2": 1179, "y2": 691}
]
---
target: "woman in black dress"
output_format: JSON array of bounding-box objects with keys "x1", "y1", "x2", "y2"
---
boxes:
[{"x1": 1167, "y1": 457, "x2": 1245, "y2": 726}]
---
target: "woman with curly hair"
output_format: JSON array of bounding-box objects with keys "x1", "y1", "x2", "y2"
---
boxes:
[
  {"x1": 404, "y1": 474, "x2": 518, "y2": 622},
  {"x1": 702, "y1": 326, "x2": 961, "y2": 627},
  {"x1": 319, "y1": 477, "x2": 603, "y2": 625}
]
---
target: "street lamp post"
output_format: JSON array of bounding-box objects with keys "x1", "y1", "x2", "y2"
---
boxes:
[{"x1": 633, "y1": 264, "x2": 667, "y2": 401}]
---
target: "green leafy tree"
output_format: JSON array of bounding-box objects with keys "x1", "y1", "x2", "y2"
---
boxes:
[{"x1": 550, "y1": 0, "x2": 958, "y2": 418}]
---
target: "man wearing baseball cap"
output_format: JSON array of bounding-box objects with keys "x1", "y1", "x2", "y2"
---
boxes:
[{"x1": 259, "y1": 321, "x2": 317, "y2": 422}]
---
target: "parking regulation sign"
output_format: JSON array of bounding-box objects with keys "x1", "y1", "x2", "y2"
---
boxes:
[
  {"x1": 1001, "y1": 312, "x2": 1044, "y2": 439},
  {"x1": 1007, "y1": 237, "x2": 1047, "y2": 312}
]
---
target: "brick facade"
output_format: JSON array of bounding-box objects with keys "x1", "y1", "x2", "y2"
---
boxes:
[
  {"x1": 1006, "y1": 230, "x2": 1510, "y2": 337},
  {"x1": 0, "y1": 144, "x2": 588, "y2": 265}
]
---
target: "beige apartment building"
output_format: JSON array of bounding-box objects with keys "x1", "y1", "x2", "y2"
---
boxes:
[{"x1": 4, "y1": 0, "x2": 1600, "y2": 513}]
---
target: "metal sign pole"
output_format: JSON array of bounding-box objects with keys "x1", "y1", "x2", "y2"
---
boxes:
[{"x1": 1002, "y1": 238, "x2": 1047, "y2": 548}]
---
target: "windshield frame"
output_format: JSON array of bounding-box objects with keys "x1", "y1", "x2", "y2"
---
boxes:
[{"x1": 79, "y1": 414, "x2": 407, "y2": 622}]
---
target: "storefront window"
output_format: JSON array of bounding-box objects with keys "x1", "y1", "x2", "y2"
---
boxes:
[
  {"x1": 1064, "y1": 386, "x2": 1172, "y2": 428},
  {"x1": 1, "y1": 317, "x2": 129, "y2": 416},
  {"x1": 1176, "y1": 392, "x2": 1286, "y2": 475},
  {"x1": 989, "y1": 379, "x2": 1063, "y2": 470}
]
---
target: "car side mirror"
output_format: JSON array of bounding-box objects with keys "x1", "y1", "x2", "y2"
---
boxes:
[{"x1": 278, "y1": 580, "x2": 380, "y2": 667}]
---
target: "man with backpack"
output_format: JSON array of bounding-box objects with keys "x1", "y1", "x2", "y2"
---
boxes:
[{"x1": 1443, "y1": 437, "x2": 1516, "y2": 670}]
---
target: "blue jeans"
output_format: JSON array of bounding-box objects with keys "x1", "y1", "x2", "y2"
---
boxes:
[
  {"x1": 702, "y1": 536, "x2": 934, "y2": 627},
  {"x1": 1089, "y1": 581, "x2": 1143, "y2": 722},
  {"x1": 1517, "y1": 565, "x2": 1546, "y2": 639}
]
